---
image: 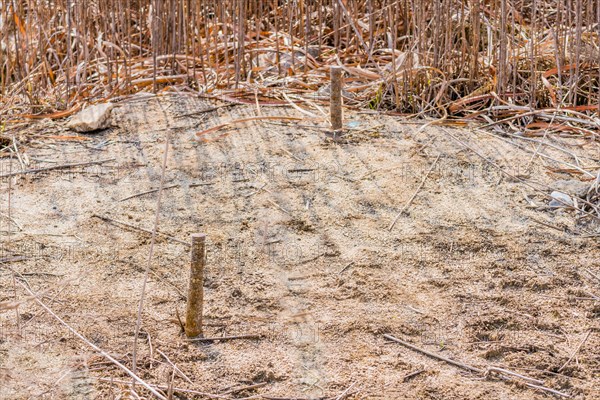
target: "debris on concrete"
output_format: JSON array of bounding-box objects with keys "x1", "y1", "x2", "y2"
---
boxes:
[{"x1": 66, "y1": 103, "x2": 114, "y2": 132}]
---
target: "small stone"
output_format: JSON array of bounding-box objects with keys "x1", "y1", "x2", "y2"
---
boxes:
[
  {"x1": 549, "y1": 191, "x2": 573, "y2": 208},
  {"x1": 66, "y1": 103, "x2": 114, "y2": 132},
  {"x1": 552, "y1": 179, "x2": 589, "y2": 198}
]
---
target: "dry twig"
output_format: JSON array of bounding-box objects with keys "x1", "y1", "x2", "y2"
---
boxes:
[
  {"x1": 388, "y1": 154, "x2": 441, "y2": 231},
  {"x1": 384, "y1": 334, "x2": 572, "y2": 398},
  {"x1": 92, "y1": 214, "x2": 189, "y2": 246},
  {"x1": 185, "y1": 334, "x2": 261, "y2": 343},
  {"x1": 558, "y1": 331, "x2": 592, "y2": 373},
  {"x1": 132, "y1": 130, "x2": 171, "y2": 380},
  {"x1": 14, "y1": 278, "x2": 167, "y2": 399},
  {"x1": 0, "y1": 159, "x2": 115, "y2": 179}
]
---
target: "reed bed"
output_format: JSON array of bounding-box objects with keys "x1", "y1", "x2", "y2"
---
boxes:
[{"x1": 1, "y1": 1, "x2": 600, "y2": 135}]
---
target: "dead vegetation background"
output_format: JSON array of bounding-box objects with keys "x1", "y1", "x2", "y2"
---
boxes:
[{"x1": 1, "y1": 0, "x2": 600, "y2": 135}]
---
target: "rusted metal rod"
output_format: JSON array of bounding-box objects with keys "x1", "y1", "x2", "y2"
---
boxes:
[
  {"x1": 185, "y1": 233, "x2": 206, "y2": 338},
  {"x1": 330, "y1": 66, "x2": 343, "y2": 132}
]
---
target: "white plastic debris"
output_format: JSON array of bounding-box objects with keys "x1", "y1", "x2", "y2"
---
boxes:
[
  {"x1": 549, "y1": 191, "x2": 573, "y2": 208},
  {"x1": 66, "y1": 103, "x2": 114, "y2": 132}
]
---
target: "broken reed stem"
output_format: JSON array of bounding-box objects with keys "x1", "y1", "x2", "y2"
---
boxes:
[
  {"x1": 92, "y1": 214, "x2": 190, "y2": 246},
  {"x1": 384, "y1": 334, "x2": 572, "y2": 398},
  {"x1": 0, "y1": 158, "x2": 115, "y2": 178},
  {"x1": 383, "y1": 334, "x2": 483, "y2": 373},
  {"x1": 185, "y1": 233, "x2": 206, "y2": 338},
  {"x1": 184, "y1": 334, "x2": 261, "y2": 342},
  {"x1": 156, "y1": 349, "x2": 193, "y2": 384},
  {"x1": 119, "y1": 182, "x2": 215, "y2": 202},
  {"x1": 220, "y1": 382, "x2": 268, "y2": 395},
  {"x1": 131, "y1": 130, "x2": 171, "y2": 381},
  {"x1": 330, "y1": 66, "x2": 343, "y2": 132},
  {"x1": 334, "y1": 382, "x2": 357, "y2": 400},
  {"x1": 558, "y1": 331, "x2": 592, "y2": 372}
]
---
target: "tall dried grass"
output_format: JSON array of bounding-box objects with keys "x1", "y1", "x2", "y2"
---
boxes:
[{"x1": 1, "y1": 1, "x2": 599, "y2": 125}]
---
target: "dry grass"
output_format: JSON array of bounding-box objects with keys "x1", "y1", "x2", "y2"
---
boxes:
[{"x1": 0, "y1": 1, "x2": 599, "y2": 133}]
